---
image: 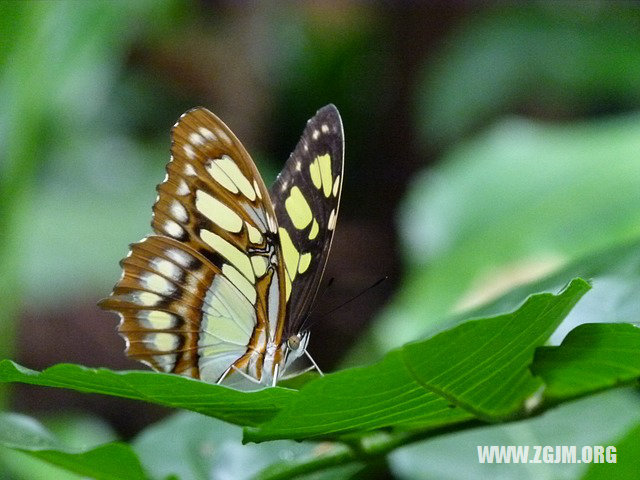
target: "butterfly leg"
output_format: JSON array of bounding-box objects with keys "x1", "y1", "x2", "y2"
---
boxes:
[
  {"x1": 278, "y1": 364, "x2": 316, "y2": 381},
  {"x1": 216, "y1": 365, "x2": 233, "y2": 385},
  {"x1": 231, "y1": 365, "x2": 263, "y2": 384},
  {"x1": 216, "y1": 364, "x2": 263, "y2": 385},
  {"x1": 304, "y1": 350, "x2": 324, "y2": 376}
]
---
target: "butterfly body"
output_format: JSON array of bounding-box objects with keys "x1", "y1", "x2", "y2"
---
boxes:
[{"x1": 99, "y1": 105, "x2": 343, "y2": 387}]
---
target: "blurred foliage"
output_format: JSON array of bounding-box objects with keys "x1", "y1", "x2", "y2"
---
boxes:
[
  {"x1": 390, "y1": 387, "x2": 640, "y2": 480},
  {"x1": 2, "y1": 1, "x2": 640, "y2": 479},
  {"x1": 417, "y1": 4, "x2": 640, "y2": 146},
  {"x1": 0, "y1": 0, "x2": 184, "y2": 314},
  {"x1": 365, "y1": 114, "x2": 640, "y2": 357},
  {"x1": 0, "y1": 0, "x2": 153, "y2": 407},
  {"x1": 132, "y1": 412, "x2": 318, "y2": 480},
  {"x1": 0, "y1": 412, "x2": 120, "y2": 480}
]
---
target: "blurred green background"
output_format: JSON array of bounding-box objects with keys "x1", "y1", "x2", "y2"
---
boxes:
[{"x1": 2, "y1": 1, "x2": 640, "y2": 479}]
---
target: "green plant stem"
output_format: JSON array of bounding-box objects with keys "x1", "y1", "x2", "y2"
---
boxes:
[{"x1": 255, "y1": 419, "x2": 483, "y2": 480}]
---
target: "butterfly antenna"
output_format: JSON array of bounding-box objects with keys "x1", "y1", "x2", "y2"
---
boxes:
[
  {"x1": 301, "y1": 276, "x2": 388, "y2": 332},
  {"x1": 298, "y1": 277, "x2": 335, "y2": 332}
]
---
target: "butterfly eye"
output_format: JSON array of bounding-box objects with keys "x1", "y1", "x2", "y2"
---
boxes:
[{"x1": 287, "y1": 334, "x2": 302, "y2": 350}]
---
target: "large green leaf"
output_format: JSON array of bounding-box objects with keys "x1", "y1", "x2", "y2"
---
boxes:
[
  {"x1": 0, "y1": 280, "x2": 585, "y2": 446},
  {"x1": 0, "y1": 413, "x2": 147, "y2": 480},
  {"x1": 4, "y1": 277, "x2": 639, "y2": 450},
  {"x1": 534, "y1": 322, "x2": 640, "y2": 402},
  {"x1": 245, "y1": 279, "x2": 589, "y2": 442},
  {"x1": 245, "y1": 349, "x2": 473, "y2": 443},
  {"x1": 4, "y1": 278, "x2": 640, "y2": 478},
  {"x1": 0, "y1": 362, "x2": 296, "y2": 427},
  {"x1": 402, "y1": 279, "x2": 590, "y2": 420}
]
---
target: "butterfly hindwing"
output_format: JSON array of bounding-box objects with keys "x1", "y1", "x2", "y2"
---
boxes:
[
  {"x1": 99, "y1": 108, "x2": 286, "y2": 383},
  {"x1": 269, "y1": 105, "x2": 344, "y2": 338}
]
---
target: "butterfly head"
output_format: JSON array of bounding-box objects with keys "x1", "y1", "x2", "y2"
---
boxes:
[
  {"x1": 286, "y1": 331, "x2": 309, "y2": 352},
  {"x1": 282, "y1": 330, "x2": 310, "y2": 371}
]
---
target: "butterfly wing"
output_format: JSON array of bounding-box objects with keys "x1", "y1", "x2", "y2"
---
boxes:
[
  {"x1": 269, "y1": 104, "x2": 344, "y2": 338},
  {"x1": 99, "y1": 108, "x2": 286, "y2": 383}
]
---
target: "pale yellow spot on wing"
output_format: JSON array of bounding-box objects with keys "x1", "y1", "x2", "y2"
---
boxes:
[
  {"x1": 164, "y1": 219, "x2": 184, "y2": 238},
  {"x1": 140, "y1": 311, "x2": 177, "y2": 329},
  {"x1": 184, "y1": 163, "x2": 197, "y2": 176},
  {"x1": 285, "y1": 273, "x2": 292, "y2": 301},
  {"x1": 253, "y1": 179, "x2": 263, "y2": 200},
  {"x1": 166, "y1": 248, "x2": 192, "y2": 268},
  {"x1": 143, "y1": 273, "x2": 174, "y2": 295},
  {"x1": 152, "y1": 259, "x2": 180, "y2": 281},
  {"x1": 246, "y1": 222, "x2": 263, "y2": 244},
  {"x1": 309, "y1": 158, "x2": 321, "y2": 189},
  {"x1": 205, "y1": 158, "x2": 239, "y2": 194},
  {"x1": 332, "y1": 175, "x2": 341, "y2": 197},
  {"x1": 285, "y1": 186, "x2": 312, "y2": 229},
  {"x1": 154, "y1": 355, "x2": 177, "y2": 373},
  {"x1": 176, "y1": 179, "x2": 189, "y2": 196},
  {"x1": 321, "y1": 123, "x2": 329, "y2": 133},
  {"x1": 308, "y1": 218, "x2": 319, "y2": 240},
  {"x1": 328, "y1": 208, "x2": 337, "y2": 230},
  {"x1": 183, "y1": 144, "x2": 195, "y2": 160},
  {"x1": 198, "y1": 127, "x2": 216, "y2": 141},
  {"x1": 148, "y1": 332, "x2": 178, "y2": 351},
  {"x1": 267, "y1": 214, "x2": 278, "y2": 233},
  {"x1": 137, "y1": 291, "x2": 162, "y2": 307},
  {"x1": 215, "y1": 156, "x2": 256, "y2": 201},
  {"x1": 189, "y1": 132, "x2": 205, "y2": 146},
  {"x1": 251, "y1": 255, "x2": 268, "y2": 277},
  {"x1": 201, "y1": 229, "x2": 255, "y2": 283},
  {"x1": 214, "y1": 127, "x2": 231, "y2": 146},
  {"x1": 170, "y1": 200, "x2": 188, "y2": 222},
  {"x1": 278, "y1": 227, "x2": 299, "y2": 283},
  {"x1": 298, "y1": 252, "x2": 312, "y2": 274},
  {"x1": 195, "y1": 190, "x2": 243, "y2": 233},
  {"x1": 318, "y1": 154, "x2": 333, "y2": 197},
  {"x1": 222, "y1": 264, "x2": 257, "y2": 304}
]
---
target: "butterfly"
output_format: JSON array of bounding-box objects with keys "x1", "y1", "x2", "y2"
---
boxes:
[{"x1": 99, "y1": 105, "x2": 344, "y2": 388}]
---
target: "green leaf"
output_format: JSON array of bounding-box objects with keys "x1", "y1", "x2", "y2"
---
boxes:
[
  {"x1": 6, "y1": 277, "x2": 639, "y2": 454},
  {"x1": 0, "y1": 362, "x2": 296, "y2": 427},
  {"x1": 245, "y1": 279, "x2": 589, "y2": 442},
  {"x1": 533, "y1": 322, "x2": 640, "y2": 402},
  {"x1": 0, "y1": 413, "x2": 147, "y2": 480},
  {"x1": 0, "y1": 413, "x2": 120, "y2": 479},
  {"x1": 245, "y1": 350, "x2": 473, "y2": 443},
  {"x1": 402, "y1": 278, "x2": 590, "y2": 420}
]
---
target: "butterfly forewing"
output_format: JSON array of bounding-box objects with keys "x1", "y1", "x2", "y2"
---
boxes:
[
  {"x1": 99, "y1": 108, "x2": 287, "y2": 383},
  {"x1": 269, "y1": 105, "x2": 344, "y2": 338}
]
